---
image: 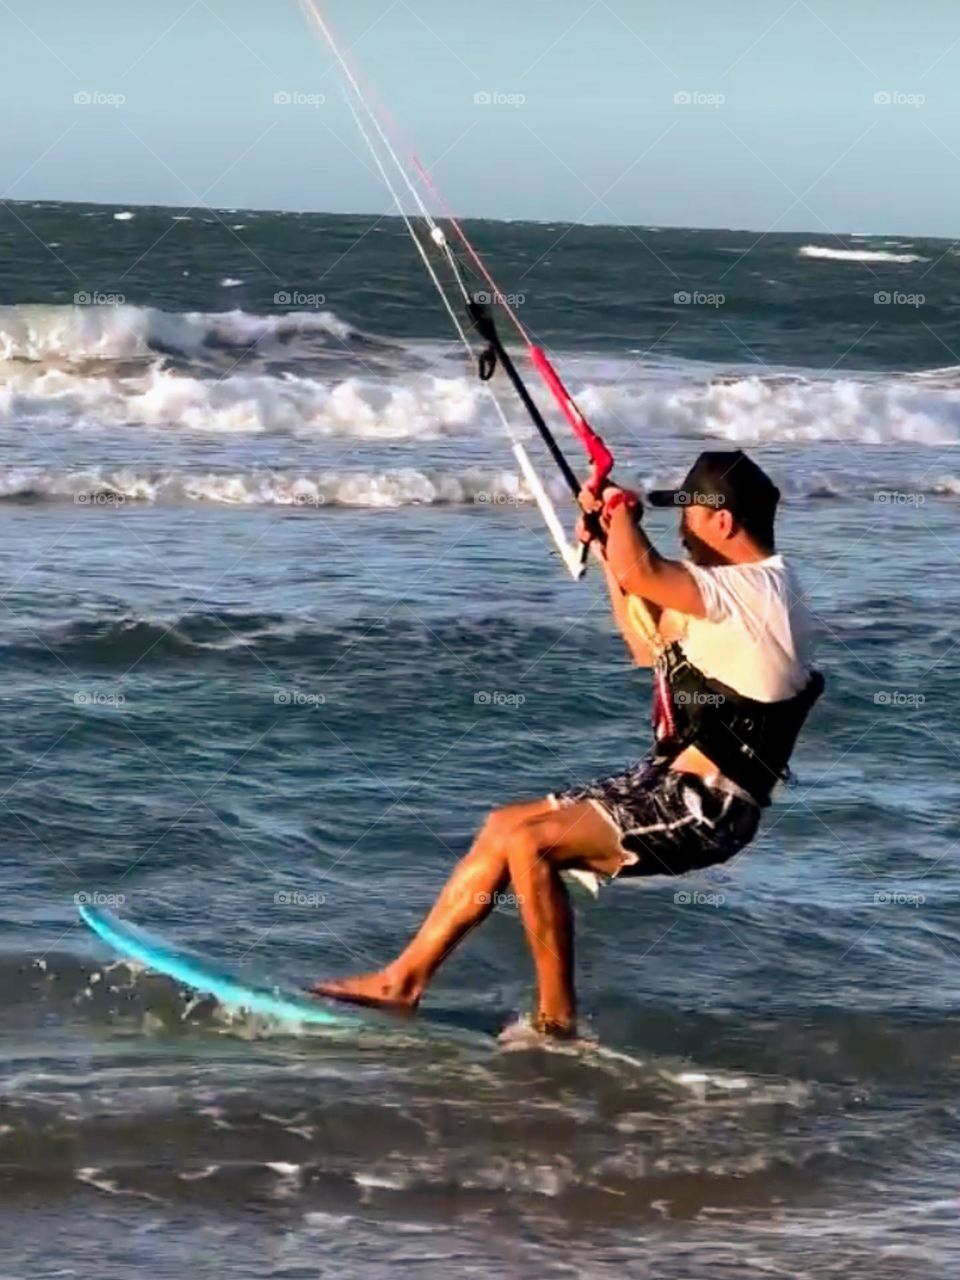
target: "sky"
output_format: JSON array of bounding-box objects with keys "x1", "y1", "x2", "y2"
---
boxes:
[{"x1": 1, "y1": 0, "x2": 959, "y2": 234}]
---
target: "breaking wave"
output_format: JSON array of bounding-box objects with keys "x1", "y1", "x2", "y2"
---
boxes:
[
  {"x1": 0, "y1": 359, "x2": 481, "y2": 438},
  {"x1": 0, "y1": 302, "x2": 363, "y2": 362},
  {"x1": 3, "y1": 347, "x2": 960, "y2": 451},
  {"x1": 798, "y1": 244, "x2": 928, "y2": 265},
  {"x1": 587, "y1": 369, "x2": 960, "y2": 447},
  {"x1": 0, "y1": 462, "x2": 957, "y2": 509},
  {"x1": 0, "y1": 465, "x2": 539, "y2": 507}
]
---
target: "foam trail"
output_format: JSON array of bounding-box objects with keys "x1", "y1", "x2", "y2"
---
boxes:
[{"x1": 799, "y1": 244, "x2": 927, "y2": 265}]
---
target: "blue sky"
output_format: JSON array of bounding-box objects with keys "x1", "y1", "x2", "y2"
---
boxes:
[{"x1": 1, "y1": 0, "x2": 959, "y2": 234}]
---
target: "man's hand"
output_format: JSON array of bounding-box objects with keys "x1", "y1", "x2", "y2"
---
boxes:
[
  {"x1": 577, "y1": 485, "x2": 603, "y2": 515},
  {"x1": 577, "y1": 485, "x2": 642, "y2": 543},
  {"x1": 580, "y1": 484, "x2": 706, "y2": 617},
  {"x1": 576, "y1": 486, "x2": 602, "y2": 545}
]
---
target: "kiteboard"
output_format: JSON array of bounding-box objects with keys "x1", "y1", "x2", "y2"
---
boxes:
[
  {"x1": 79, "y1": 903, "x2": 358, "y2": 1026},
  {"x1": 78, "y1": 903, "x2": 493, "y2": 1042}
]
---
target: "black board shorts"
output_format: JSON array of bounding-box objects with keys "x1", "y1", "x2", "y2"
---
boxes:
[{"x1": 552, "y1": 759, "x2": 761, "y2": 879}]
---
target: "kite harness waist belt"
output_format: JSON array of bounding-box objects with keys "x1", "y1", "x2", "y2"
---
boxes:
[{"x1": 652, "y1": 642, "x2": 825, "y2": 808}]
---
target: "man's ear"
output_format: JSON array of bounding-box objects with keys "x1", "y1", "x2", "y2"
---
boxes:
[{"x1": 712, "y1": 507, "x2": 735, "y2": 540}]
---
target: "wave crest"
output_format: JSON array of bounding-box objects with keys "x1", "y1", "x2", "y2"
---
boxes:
[
  {"x1": 798, "y1": 244, "x2": 927, "y2": 265},
  {"x1": 0, "y1": 302, "x2": 363, "y2": 363},
  {"x1": 0, "y1": 465, "x2": 537, "y2": 507}
]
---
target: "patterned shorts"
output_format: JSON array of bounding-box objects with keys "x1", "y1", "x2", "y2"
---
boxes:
[{"x1": 553, "y1": 759, "x2": 761, "y2": 879}]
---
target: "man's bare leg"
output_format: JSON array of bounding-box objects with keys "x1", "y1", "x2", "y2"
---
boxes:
[
  {"x1": 505, "y1": 803, "x2": 625, "y2": 1033},
  {"x1": 310, "y1": 799, "x2": 554, "y2": 1008},
  {"x1": 311, "y1": 799, "x2": 626, "y2": 1030}
]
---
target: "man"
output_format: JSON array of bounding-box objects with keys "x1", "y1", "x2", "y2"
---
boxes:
[{"x1": 313, "y1": 449, "x2": 823, "y2": 1038}]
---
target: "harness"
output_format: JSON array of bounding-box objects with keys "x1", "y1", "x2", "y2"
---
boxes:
[{"x1": 652, "y1": 642, "x2": 825, "y2": 807}]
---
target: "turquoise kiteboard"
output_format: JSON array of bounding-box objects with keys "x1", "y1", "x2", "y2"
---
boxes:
[
  {"x1": 78, "y1": 903, "x2": 493, "y2": 1043},
  {"x1": 79, "y1": 903, "x2": 357, "y2": 1026}
]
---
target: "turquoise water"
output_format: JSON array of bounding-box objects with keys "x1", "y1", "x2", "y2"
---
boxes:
[{"x1": 1, "y1": 201, "x2": 959, "y2": 1278}]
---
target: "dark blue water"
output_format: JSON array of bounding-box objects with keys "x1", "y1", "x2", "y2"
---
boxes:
[{"x1": 1, "y1": 202, "x2": 960, "y2": 1279}]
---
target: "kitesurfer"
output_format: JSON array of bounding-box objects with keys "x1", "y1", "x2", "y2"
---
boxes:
[{"x1": 313, "y1": 449, "x2": 823, "y2": 1038}]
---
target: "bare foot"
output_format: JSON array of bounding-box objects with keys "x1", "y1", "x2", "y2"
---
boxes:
[
  {"x1": 533, "y1": 1011, "x2": 578, "y2": 1040},
  {"x1": 308, "y1": 968, "x2": 421, "y2": 1013},
  {"x1": 497, "y1": 1013, "x2": 579, "y2": 1049}
]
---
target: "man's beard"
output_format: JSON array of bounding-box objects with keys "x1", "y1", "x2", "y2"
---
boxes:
[{"x1": 681, "y1": 523, "x2": 731, "y2": 567}]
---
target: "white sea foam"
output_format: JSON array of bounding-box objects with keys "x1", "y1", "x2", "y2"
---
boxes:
[
  {"x1": 2, "y1": 347, "x2": 959, "y2": 450},
  {"x1": 0, "y1": 465, "x2": 538, "y2": 508},
  {"x1": 178, "y1": 1165, "x2": 220, "y2": 1181},
  {"x1": 0, "y1": 356, "x2": 485, "y2": 437},
  {"x1": 588, "y1": 371, "x2": 960, "y2": 447},
  {"x1": 0, "y1": 304, "x2": 957, "y2": 452},
  {"x1": 799, "y1": 244, "x2": 927, "y2": 265},
  {"x1": 0, "y1": 302, "x2": 359, "y2": 362}
]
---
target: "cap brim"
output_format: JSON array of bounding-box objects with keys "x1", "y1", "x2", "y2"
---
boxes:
[{"x1": 646, "y1": 489, "x2": 680, "y2": 507}]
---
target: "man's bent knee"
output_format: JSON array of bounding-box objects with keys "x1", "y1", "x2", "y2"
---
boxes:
[
  {"x1": 520, "y1": 806, "x2": 627, "y2": 878},
  {"x1": 505, "y1": 820, "x2": 549, "y2": 873},
  {"x1": 479, "y1": 799, "x2": 554, "y2": 849}
]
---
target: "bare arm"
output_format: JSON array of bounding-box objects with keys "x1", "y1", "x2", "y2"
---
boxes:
[
  {"x1": 593, "y1": 544, "x2": 662, "y2": 668},
  {"x1": 604, "y1": 503, "x2": 707, "y2": 617}
]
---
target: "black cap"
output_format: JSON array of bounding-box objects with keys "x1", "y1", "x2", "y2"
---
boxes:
[{"x1": 647, "y1": 450, "x2": 780, "y2": 520}]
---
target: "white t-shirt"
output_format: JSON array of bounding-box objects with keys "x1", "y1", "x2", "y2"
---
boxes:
[{"x1": 671, "y1": 555, "x2": 815, "y2": 701}]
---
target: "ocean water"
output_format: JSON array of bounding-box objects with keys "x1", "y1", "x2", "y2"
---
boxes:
[{"x1": 1, "y1": 201, "x2": 960, "y2": 1278}]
